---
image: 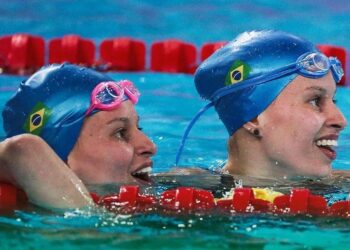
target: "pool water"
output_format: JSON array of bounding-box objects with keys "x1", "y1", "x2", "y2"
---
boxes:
[{"x1": 1, "y1": 1, "x2": 350, "y2": 249}]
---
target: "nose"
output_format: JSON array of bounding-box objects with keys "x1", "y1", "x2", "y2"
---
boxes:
[
  {"x1": 325, "y1": 102, "x2": 348, "y2": 130},
  {"x1": 134, "y1": 130, "x2": 157, "y2": 157}
]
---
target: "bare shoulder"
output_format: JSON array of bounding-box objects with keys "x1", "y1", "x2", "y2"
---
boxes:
[
  {"x1": 150, "y1": 167, "x2": 235, "y2": 190},
  {"x1": 332, "y1": 169, "x2": 350, "y2": 178},
  {"x1": 168, "y1": 166, "x2": 210, "y2": 175}
]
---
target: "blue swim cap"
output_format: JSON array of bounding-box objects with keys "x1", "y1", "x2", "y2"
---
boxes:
[
  {"x1": 2, "y1": 64, "x2": 114, "y2": 161},
  {"x1": 195, "y1": 30, "x2": 319, "y2": 135}
]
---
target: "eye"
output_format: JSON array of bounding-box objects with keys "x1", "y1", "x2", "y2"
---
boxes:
[
  {"x1": 136, "y1": 119, "x2": 143, "y2": 131},
  {"x1": 113, "y1": 128, "x2": 128, "y2": 140},
  {"x1": 309, "y1": 95, "x2": 322, "y2": 107}
]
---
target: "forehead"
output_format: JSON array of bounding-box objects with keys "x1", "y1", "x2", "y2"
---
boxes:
[
  {"x1": 87, "y1": 101, "x2": 137, "y2": 125},
  {"x1": 279, "y1": 73, "x2": 337, "y2": 98}
]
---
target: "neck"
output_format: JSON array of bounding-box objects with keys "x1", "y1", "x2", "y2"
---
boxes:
[{"x1": 223, "y1": 131, "x2": 296, "y2": 180}]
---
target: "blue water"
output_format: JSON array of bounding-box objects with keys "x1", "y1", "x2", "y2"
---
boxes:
[{"x1": 1, "y1": 1, "x2": 350, "y2": 249}]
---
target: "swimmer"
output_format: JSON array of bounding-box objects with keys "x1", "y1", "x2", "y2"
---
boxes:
[
  {"x1": 0, "y1": 64, "x2": 156, "y2": 209},
  {"x1": 176, "y1": 30, "x2": 348, "y2": 182}
]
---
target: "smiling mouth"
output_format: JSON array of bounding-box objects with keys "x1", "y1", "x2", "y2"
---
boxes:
[
  {"x1": 131, "y1": 167, "x2": 152, "y2": 183},
  {"x1": 315, "y1": 139, "x2": 338, "y2": 160}
]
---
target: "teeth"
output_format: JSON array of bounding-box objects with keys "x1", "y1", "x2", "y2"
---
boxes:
[
  {"x1": 134, "y1": 167, "x2": 152, "y2": 175},
  {"x1": 316, "y1": 139, "x2": 338, "y2": 147}
]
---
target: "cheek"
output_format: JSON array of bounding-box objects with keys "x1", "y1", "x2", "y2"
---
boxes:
[
  {"x1": 261, "y1": 107, "x2": 293, "y2": 139},
  {"x1": 262, "y1": 104, "x2": 323, "y2": 140},
  {"x1": 262, "y1": 110, "x2": 325, "y2": 165},
  {"x1": 98, "y1": 141, "x2": 134, "y2": 167},
  {"x1": 88, "y1": 142, "x2": 135, "y2": 182},
  {"x1": 260, "y1": 107, "x2": 323, "y2": 155},
  {"x1": 101, "y1": 144, "x2": 134, "y2": 183},
  {"x1": 72, "y1": 139, "x2": 135, "y2": 176},
  {"x1": 288, "y1": 112, "x2": 324, "y2": 140},
  {"x1": 112, "y1": 145, "x2": 134, "y2": 165}
]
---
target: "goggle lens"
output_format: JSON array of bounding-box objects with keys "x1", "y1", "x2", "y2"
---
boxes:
[
  {"x1": 298, "y1": 53, "x2": 328, "y2": 74},
  {"x1": 297, "y1": 52, "x2": 343, "y2": 83},
  {"x1": 85, "y1": 80, "x2": 139, "y2": 116},
  {"x1": 96, "y1": 84, "x2": 122, "y2": 105},
  {"x1": 309, "y1": 53, "x2": 329, "y2": 71}
]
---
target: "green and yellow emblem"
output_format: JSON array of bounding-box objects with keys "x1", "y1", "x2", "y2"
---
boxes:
[
  {"x1": 23, "y1": 102, "x2": 51, "y2": 135},
  {"x1": 224, "y1": 60, "x2": 251, "y2": 86}
]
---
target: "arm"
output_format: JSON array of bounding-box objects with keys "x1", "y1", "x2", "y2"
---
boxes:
[{"x1": 0, "y1": 134, "x2": 93, "y2": 210}]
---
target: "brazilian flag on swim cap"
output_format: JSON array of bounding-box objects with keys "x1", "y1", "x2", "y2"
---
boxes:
[
  {"x1": 224, "y1": 60, "x2": 251, "y2": 85},
  {"x1": 23, "y1": 102, "x2": 51, "y2": 135}
]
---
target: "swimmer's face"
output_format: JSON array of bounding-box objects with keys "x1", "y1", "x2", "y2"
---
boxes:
[
  {"x1": 67, "y1": 101, "x2": 157, "y2": 184},
  {"x1": 258, "y1": 73, "x2": 347, "y2": 177}
]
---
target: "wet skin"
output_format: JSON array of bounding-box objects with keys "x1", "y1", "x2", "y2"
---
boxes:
[
  {"x1": 68, "y1": 101, "x2": 157, "y2": 184},
  {"x1": 256, "y1": 73, "x2": 347, "y2": 177},
  {"x1": 224, "y1": 73, "x2": 347, "y2": 179}
]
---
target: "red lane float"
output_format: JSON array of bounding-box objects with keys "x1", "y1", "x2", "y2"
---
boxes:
[
  {"x1": 95, "y1": 186, "x2": 156, "y2": 213},
  {"x1": 273, "y1": 189, "x2": 327, "y2": 215},
  {"x1": 95, "y1": 186, "x2": 350, "y2": 217},
  {"x1": 0, "y1": 183, "x2": 28, "y2": 210},
  {"x1": 329, "y1": 200, "x2": 350, "y2": 216},
  {"x1": 1, "y1": 182, "x2": 350, "y2": 218},
  {"x1": 0, "y1": 34, "x2": 44, "y2": 75},
  {"x1": 0, "y1": 33, "x2": 349, "y2": 87},
  {"x1": 200, "y1": 41, "x2": 227, "y2": 61},
  {"x1": 317, "y1": 44, "x2": 347, "y2": 86},
  {"x1": 99, "y1": 37, "x2": 146, "y2": 71},
  {"x1": 160, "y1": 187, "x2": 215, "y2": 212},
  {"x1": 151, "y1": 39, "x2": 197, "y2": 74},
  {"x1": 49, "y1": 35, "x2": 95, "y2": 66}
]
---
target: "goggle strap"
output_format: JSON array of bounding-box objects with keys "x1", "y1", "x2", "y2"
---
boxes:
[
  {"x1": 124, "y1": 87, "x2": 140, "y2": 104},
  {"x1": 85, "y1": 104, "x2": 95, "y2": 116},
  {"x1": 330, "y1": 61, "x2": 343, "y2": 83},
  {"x1": 331, "y1": 68, "x2": 338, "y2": 83},
  {"x1": 176, "y1": 64, "x2": 297, "y2": 165},
  {"x1": 211, "y1": 65, "x2": 298, "y2": 102},
  {"x1": 175, "y1": 102, "x2": 214, "y2": 166}
]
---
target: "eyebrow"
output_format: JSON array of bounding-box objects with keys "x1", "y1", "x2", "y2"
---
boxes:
[
  {"x1": 305, "y1": 86, "x2": 327, "y2": 94},
  {"x1": 106, "y1": 117, "x2": 130, "y2": 125}
]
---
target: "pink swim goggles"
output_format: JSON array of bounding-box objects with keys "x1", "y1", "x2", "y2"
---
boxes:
[{"x1": 85, "y1": 80, "x2": 140, "y2": 116}]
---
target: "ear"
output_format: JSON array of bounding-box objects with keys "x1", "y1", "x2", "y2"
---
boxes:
[{"x1": 242, "y1": 118, "x2": 259, "y2": 133}]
